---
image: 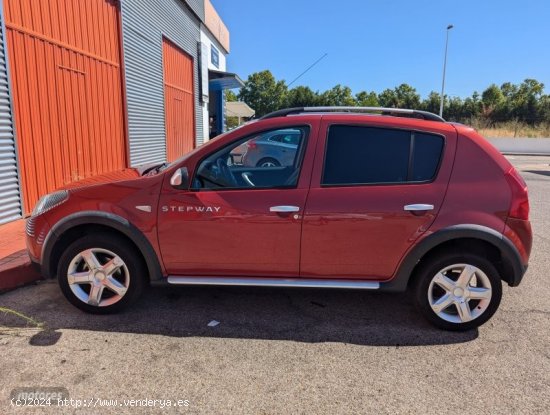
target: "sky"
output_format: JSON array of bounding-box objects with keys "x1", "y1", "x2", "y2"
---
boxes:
[{"x1": 211, "y1": 0, "x2": 550, "y2": 99}]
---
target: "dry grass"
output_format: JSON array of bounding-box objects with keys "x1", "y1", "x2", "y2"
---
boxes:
[{"x1": 472, "y1": 120, "x2": 550, "y2": 138}]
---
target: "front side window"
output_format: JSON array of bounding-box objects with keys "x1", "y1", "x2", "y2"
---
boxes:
[
  {"x1": 322, "y1": 125, "x2": 444, "y2": 186},
  {"x1": 193, "y1": 127, "x2": 308, "y2": 190}
]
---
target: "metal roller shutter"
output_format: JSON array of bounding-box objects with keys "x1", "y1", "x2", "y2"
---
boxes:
[{"x1": 0, "y1": 4, "x2": 21, "y2": 224}]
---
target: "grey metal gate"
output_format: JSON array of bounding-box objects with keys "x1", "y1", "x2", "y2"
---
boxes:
[{"x1": 0, "y1": 5, "x2": 22, "y2": 224}]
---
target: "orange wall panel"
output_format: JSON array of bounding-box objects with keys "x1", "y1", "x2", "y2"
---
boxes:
[
  {"x1": 204, "y1": 0, "x2": 229, "y2": 53},
  {"x1": 4, "y1": 0, "x2": 126, "y2": 213},
  {"x1": 163, "y1": 38, "x2": 195, "y2": 162}
]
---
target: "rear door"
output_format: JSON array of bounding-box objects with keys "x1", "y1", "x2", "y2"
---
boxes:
[{"x1": 300, "y1": 118, "x2": 457, "y2": 280}]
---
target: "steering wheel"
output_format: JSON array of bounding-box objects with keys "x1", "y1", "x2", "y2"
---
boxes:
[{"x1": 216, "y1": 157, "x2": 238, "y2": 187}]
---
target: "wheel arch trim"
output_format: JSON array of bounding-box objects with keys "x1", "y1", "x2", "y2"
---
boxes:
[
  {"x1": 41, "y1": 211, "x2": 163, "y2": 281},
  {"x1": 381, "y1": 224, "x2": 526, "y2": 291}
]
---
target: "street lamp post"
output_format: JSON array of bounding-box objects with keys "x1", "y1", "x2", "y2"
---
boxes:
[{"x1": 439, "y1": 24, "x2": 454, "y2": 118}]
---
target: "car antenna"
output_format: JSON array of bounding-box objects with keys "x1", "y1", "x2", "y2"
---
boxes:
[{"x1": 287, "y1": 53, "x2": 328, "y2": 87}]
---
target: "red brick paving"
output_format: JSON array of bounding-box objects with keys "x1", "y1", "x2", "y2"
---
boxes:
[{"x1": 0, "y1": 219, "x2": 43, "y2": 292}]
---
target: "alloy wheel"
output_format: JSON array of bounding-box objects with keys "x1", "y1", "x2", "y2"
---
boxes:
[
  {"x1": 261, "y1": 161, "x2": 277, "y2": 167},
  {"x1": 67, "y1": 248, "x2": 130, "y2": 307},
  {"x1": 428, "y1": 263, "x2": 492, "y2": 324}
]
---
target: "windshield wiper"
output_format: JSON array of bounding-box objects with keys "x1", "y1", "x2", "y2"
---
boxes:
[{"x1": 142, "y1": 163, "x2": 167, "y2": 176}]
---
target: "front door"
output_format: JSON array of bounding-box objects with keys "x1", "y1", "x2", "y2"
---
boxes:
[
  {"x1": 158, "y1": 125, "x2": 317, "y2": 277},
  {"x1": 300, "y1": 120, "x2": 457, "y2": 280}
]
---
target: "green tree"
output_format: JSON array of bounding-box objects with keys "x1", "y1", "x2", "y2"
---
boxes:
[
  {"x1": 499, "y1": 79, "x2": 545, "y2": 123},
  {"x1": 234, "y1": 71, "x2": 550, "y2": 125},
  {"x1": 238, "y1": 70, "x2": 288, "y2": 117},
  {"x1": 225, "y1": 89, "x2": 238, "y2": 102},
  {"x1": 421, "y1": 92, "x2": 442, "y2": 114},
  {"x1": 285, "y1": 86, "x2": 319, "y2": 107},
  {"x1": 355, "y1": 91, "x2": 379, "y2": 106},
  {"x1": 318, "y1": 85, "x2": 356, "y2": 106},
  {"x1": 482, "y1": 84, "x2": 505, "y2": 109},
  {"x1": 447, "y1": 96, "x2": 465, "y2": 121},
  {"x1": 538, "y1": 94, "x2": 550, "y2": 124},
  {"x1": 481, "y1": 84, "x2": 505, "y2": 122},
  {"x1": 462, "y1": 91, "x2": 482, "y2": 120},
  {"x1": 378, "y1": 88, "x2": 398, "y2": 107},
  {"x1": 378, "y1": 84, "x2": 420, "y2": 108},
  {"x1": 395, "y1": 84, "x2": 421, "y2": 108},
  {"x1": 516, "y1": 79, "x2": 545, "y2": 123}
]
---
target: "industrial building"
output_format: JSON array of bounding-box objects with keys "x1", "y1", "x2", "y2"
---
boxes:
[{"x1": 0, "y1": 0, "x2": 243, "y2": 222}]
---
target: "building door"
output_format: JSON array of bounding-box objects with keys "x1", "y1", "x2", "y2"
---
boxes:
[
  {"x1": 163, "y1": 38, "x2": 194, "y2": 162},
  {"x1": 3, "y1": 0, "x2": 126, "y2": 213}
]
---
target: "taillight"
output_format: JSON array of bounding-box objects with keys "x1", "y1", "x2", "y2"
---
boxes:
[
  {"x1": 247, "y1": 141, "x2": 257, "y2": 150},
  {"x1": 505, "y1": 167, "x2": 529, "y2": 220}
]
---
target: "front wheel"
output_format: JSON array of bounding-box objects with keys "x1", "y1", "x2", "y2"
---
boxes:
[
  {"x1": 413, "y1": 254, "x2": 502, "y2": 331},
  {"x1": 57, "y1": 234, "x2": 146, "y2": 314}
]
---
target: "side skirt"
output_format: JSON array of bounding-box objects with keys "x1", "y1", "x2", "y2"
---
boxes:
[{"x1": 167, "y1": 276, "x2": 380, "y2": 290}]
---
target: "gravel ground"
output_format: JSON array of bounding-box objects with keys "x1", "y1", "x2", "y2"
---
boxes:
[{"x1": 0, "y1": 156, "x2": 549, "y2": 415}]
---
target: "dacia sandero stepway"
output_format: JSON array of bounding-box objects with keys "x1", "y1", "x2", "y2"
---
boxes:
[{"x1": 26, "y1": 107, "x2": 532, "y2": 331}]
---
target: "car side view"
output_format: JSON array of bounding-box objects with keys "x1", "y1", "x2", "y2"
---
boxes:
[{"x1": 26, "y1": 107, "x2": 532, "y2": 331}]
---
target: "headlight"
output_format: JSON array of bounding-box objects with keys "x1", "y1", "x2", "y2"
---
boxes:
[{"x1": 32, "y1": 190, "x2": 69, "y2": 217}]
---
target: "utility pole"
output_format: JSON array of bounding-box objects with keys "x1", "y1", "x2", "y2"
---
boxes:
[{"x1": 440, "y1": 24, "x2": 454, "y2": 118}]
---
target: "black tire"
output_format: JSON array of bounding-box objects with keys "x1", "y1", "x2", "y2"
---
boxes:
[
  {"x1": 57, "y1": 234, "x2": 146, "y2": 314},
  {"x1": 413, "y1": 253, "x2": 503, "y2": 331},
  {"x1": 256, "y1": 157, "x2": 280, "y2": 168}
]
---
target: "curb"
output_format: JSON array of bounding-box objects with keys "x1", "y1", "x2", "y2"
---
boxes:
[{"x1": 0, "y1": 253, "x2": 43, "y2": 293}]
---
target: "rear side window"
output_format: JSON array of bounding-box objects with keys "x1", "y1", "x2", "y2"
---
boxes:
[{"x1": 322, "y1": 125, "x2": 444, "y2": 186}]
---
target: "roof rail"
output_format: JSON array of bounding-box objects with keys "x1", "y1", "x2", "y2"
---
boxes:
[{"x1": 260, "y1": 106, "x2": 445, "y2": 122}]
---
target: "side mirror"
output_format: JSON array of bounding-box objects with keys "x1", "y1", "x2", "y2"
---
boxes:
[{"x1": 170, "y1": 167, "x2": 190, "y2": 190}]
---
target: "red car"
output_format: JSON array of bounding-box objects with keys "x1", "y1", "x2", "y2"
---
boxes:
[{"x1": 26, "y1": 107, "x2": 532, "y2": 331}]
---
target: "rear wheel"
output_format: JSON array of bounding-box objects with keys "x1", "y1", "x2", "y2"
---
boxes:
[
  {"x1": 413, "y1": 253, "x2": 502, "y2": 331},
  {"x1": 57, "y1": 234, "x2": 146, "y2": 314},
  {"x1": 256, "y1": 157, "x2": 280, "y2": 168}
]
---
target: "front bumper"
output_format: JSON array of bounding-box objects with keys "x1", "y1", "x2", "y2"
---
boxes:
[{"x1": 25, "y1": 214, "x2": 51, "y2": 271}]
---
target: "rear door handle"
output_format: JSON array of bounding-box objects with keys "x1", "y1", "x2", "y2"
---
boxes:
[
  {"x1": 270, "y1": 206, "x2": 300, "y2": 213},
  {"x1": 404, "y1": 204, "x2": 435, "y2": 211}
]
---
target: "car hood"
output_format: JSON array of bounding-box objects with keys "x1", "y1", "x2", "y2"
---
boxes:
[{"x1": 60, "y1": 165, "x2": 158, "y2": 191}]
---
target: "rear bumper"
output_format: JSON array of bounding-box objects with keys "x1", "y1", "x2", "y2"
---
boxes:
[
  {"x1": 503, "y1": 218, "x2": 532, "y2": 287},
  {"x1": 504, "y1": 218, "x2": 532, "y2": 263},
  {"x1": 511, "y1": 264, "x2": 528, "y2": 287}
]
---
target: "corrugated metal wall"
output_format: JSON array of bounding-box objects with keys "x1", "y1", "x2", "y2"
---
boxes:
[
  {"x1": 163, "y1": 38, "x2": 195, "y2": 162},
  {"x1": 120, "y1": 0, "x2": 203, "y2": 166},
  {"x1": 4, "y1": 0, "x2": 126, "y2": 213},
  {"x1": 0, "y1": 4, "x2": 21, "y2": 223},
  {"x1": 184, "y1": 0, "x2": 204, "y2": 22}
]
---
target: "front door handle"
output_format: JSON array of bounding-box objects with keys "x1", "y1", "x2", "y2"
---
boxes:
[
  {"x1": 404, "y1": 204, "x2": 435, "y2": 211},
  {"x1": 270, "y1": 206, "x2": 300, "y2": 213}
]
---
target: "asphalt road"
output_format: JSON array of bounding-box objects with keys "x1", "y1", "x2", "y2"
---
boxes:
[
  {"x1": 488, "y1": 138, "x2": 550, "y2": 156},
  {"x1": 1, "y1": 156, "x2": 549, "y2": 414}
]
